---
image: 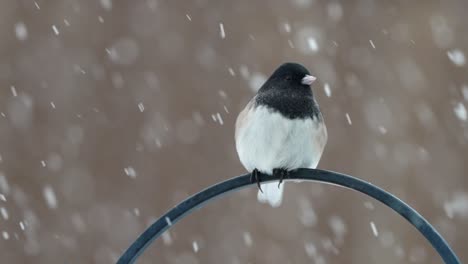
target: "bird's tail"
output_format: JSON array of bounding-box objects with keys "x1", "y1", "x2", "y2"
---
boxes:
[{"x1": 257, "y1": 182, "x2": 285, "y2": 207}]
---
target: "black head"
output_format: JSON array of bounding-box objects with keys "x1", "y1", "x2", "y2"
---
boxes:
[
  {"x1": 258, "y1": 62, "x2": 316, "y2": 93},
  {"x1": 255, "y1": 62, "x2": 321, "y2": 119}
]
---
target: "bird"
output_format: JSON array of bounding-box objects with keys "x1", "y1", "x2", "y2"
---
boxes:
[{"x1": 235, "y1": 62, "x2": 328, "y2": 207}]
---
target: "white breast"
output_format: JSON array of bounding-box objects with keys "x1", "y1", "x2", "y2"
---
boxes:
[{"x1": 235, "y1": 105, "x2": 327, "y2": 174}]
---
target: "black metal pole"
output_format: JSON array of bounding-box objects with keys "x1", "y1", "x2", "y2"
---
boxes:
[{"x1": 116, "y1": 168, "x2": 461, "y2": 264}]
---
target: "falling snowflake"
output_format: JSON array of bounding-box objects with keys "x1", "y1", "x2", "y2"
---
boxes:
[
  {"x1": 0, "y1": 207, "x2": 8, "y2": 220},
  {"x1": 192, "y1": 241, "x2": 199, "y2": 252},
  {"x1": 219, "y1": 23, "x2": 226, "y2": 39},
  {"x1": 447, "y1": 49, "x2": 466, "y2": 66},
  {"x1": 243, "y1": 231, "x2": 253, "y2": 247},
  {"x1": 323, "y1": 83, "x2": 331, "y2": 97},
  {"x1": 43, "y1": 185, "x2": 58, "y2": 209},
  {"x1": 345, "y1": 113, "x2": 352, "y2": 125},
  {"x1": 10, "y1": 86, "x2": 17, "y2": 97},
  {"x1": 52, "y1": 25, "x2": 59, "y2": 35},
  {"x1": 138, "y1": 103, "x2": 145, "y2": 112},
  {"x1": 14, "y1": 22, "x2": 28, "y2": 41},
  {"x1": 124, "y1": 167, "x2": 137, "y2": 178},
  {"x1": 307, "y1": 37, "x2": 319, "y2": 52},
  {"x1": 453, "y1": 102, "x2": 467, "y2": 121},
  {"x1": 444, "y1": 193, "x2": 468, "y2": 219},
  {"x1": 370, "y1": 221, "x2": 379, "y2": 237},
  {"x1": 99, "y1": 0, "x2": 112, "y2": 11}
]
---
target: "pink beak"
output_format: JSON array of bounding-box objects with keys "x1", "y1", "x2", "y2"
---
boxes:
[{"x1": 301, "y1": 75, "x2": 317, "y2": 85}]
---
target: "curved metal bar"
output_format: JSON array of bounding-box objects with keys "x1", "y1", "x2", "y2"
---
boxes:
[{"x1": 116, "y1": 168, "x2": 461, "y2": 264}]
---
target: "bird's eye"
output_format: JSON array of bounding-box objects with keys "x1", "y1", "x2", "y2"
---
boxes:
[{"x1": 285, "y1": 76, "x2": 292, "y2": 81}]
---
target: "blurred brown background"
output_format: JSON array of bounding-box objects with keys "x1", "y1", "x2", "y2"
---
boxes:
[{"x1": 0, "y1": 0, "x2": 467, "y2": 263}]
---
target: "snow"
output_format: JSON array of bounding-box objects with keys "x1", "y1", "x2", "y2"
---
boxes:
[
  {"x1": 239, "y1": 65, "x2": 250, "y2": 79},
  {"x1": 162, "y1": 231, "x2": 172, "y2": 245},
  {"x1": 462, "y1": 85, "x2": 468, "y2": 101},
  {"x1": 10, "y1": 86, "x2": 17, "y2": 97},
  {"x1": 165, "y1": 216, "x2": 172, "y2": 226},
  {"x1": 379, "y1": 231, "x2": 395, "y2": 248},
  {"x1": 447, "y1": 49, "x2": 466, "y2": 66},
  {"x1": 228, "y1": 67, "x2": 235, "y2": 76},
  {"x1": 323, "y1": 83, "x2": 331, "y2": 97},
  {"x1": 0, "y1": 207, "x2": 8, "y2": 220},
  {"x1": 242, "y1": 231, "x2": 252, "y2": 247},
  {"x1": 298, "y1": 198, "x2": 317, "y2": 227},
  {"x1": 71, "y1": 214, "x2": 86, "y2": 233},
  {"x1": 192, "y1": 112, "x2": 204, "y2": 126},
  {"x1": 292, "y1": 0, "x2": 313, "y2": 8},
  {"x1": 370, "y1": 221, "x2": 379, "y2": 237},
  {"x1": 132, "y1": 208, "x2": 141, "y2": 217},
  {"x1": 453, "y1": 102, "x2": 467, "y2": 121},
  {"x1": 329, "y1": 215, "x2": 347, "y2": 241},
  {"x1": 444, "y1": 192, "x2": 468, "y2": 219},
  {"x1": 1, "y1": 2, "x2": 467, "y2": 262},
  {"x1": 307, "y1": 37, "x2": 319, "y2": 52},
  {"x1": 14, "y1": 22, "x2": 28, "y2": 41},
  {"x1": 108, "y1": 38, "x2": 140, "y2": 65},
  {"x1": 192, "y1": 241, "x2": 199, "y2": 252},
  {"x1": 394, "y1": 245, "x2": 406, "y2": 258},
  {"x1": 47, "y1": 153, "x2": 63, "y2": 171},
  {"x1": 216, "y1": 113, "x2": 224, "y2": 125},
  {"x1": 43, "y1": 185, "x2": 58, "y2": 209},
  {"x1": 322, "y1": 238, "x2": 339, "y2": 254},
  {"x1": 430, "y1": 15, "x2": 455, "y2": 49},
  {"x1": 52, "y1": 25, "x2": 59, "y2": 35},
  {"x1": 409, "y1": 246, "x2": 427, "y2": 263},
  {"x1": 124, "y1": 167, "x2": 137, "y2": 178},
  {"x1": 138, "y1": 103, "x2": 145, "y2": 112},
  {"x1": 295, "y1": 27, "x2": 322, "y2": 54},
  {"x1": 219, "y1": 23, "x2": 226, "y2": 39},
  {"x1": 378, "y1": 125, "x2": 387, "y2": 134},
  {"x1": 327, "y1": 2, "x2": 343, "y2": 22},
  {"x1": 345, "y1": 113, "x2": 352, "y2": 125},
  {"x1": 304, "y1": 242, "x2": 326, "y2": 264},
  {"x1": 283, "y1": 22, "x2": 291, "y2": 33},
  {"x1": 100, "y1": 0, "x2": 112, "y2": 11},
  {"x1": 0, "y1": 173, "x2": 10, "y2": 195},
  {"x1": 304, "y1": 242, "x2": 317, "y2": 257}
]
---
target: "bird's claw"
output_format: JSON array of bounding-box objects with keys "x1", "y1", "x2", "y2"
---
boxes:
[
  {"x1": 250, "y1": 169, "x2": 263, "y2": 193},
  {"x1": 273, "y1": 168, "x2": 289, "y2": 188}
]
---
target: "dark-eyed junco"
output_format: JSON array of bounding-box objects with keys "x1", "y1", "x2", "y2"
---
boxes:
[{"x1": 235, "y1": 62, "x2": 327, "y2": 207}]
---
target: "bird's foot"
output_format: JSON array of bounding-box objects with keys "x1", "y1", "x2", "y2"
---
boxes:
[
  {"x1": 273, "y1": 168, "x2": 289, "y2": 188},
  {"x1": 250, "y1": 168, "x2": 263, "y2": 193}
]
